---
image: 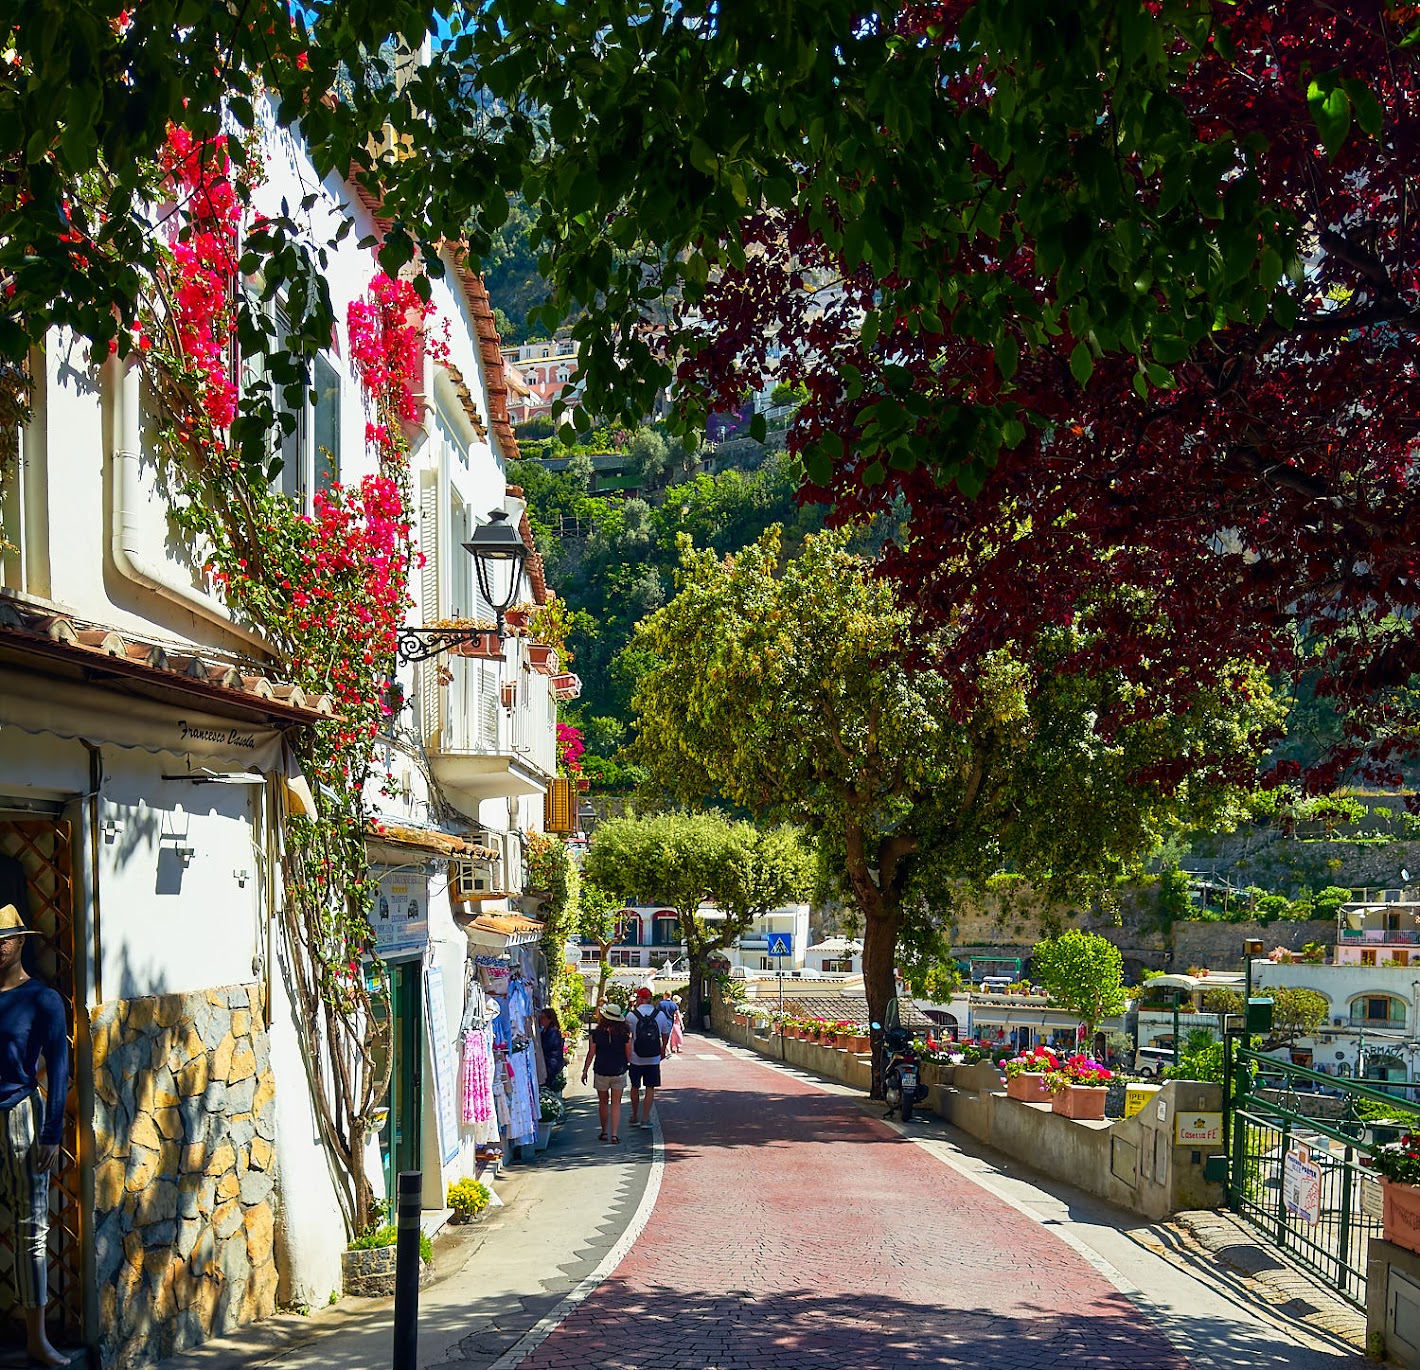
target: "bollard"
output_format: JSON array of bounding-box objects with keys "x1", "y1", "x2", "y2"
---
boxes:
[{"x1": 392, "y1": 1170, "x2": 422, "y2": 1370}]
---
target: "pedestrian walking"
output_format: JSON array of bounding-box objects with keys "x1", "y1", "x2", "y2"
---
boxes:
[
  {"x1": 659, "y1": 991, "x2": 684, "y2": 1055},
  {"x1": 0, "y1": 897, "x2": 70, "y2": 1368},
  {"x1": 581, "y1": 1003, "x2": 630, "y2": 1143},
  {"x1": 628, "y1": 987, "x2": 669, "y2": 1129}
]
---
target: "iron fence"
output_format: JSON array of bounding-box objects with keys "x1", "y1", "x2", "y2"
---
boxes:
[{"x1": 1227, "y1": 1046, "x2": 1420, "y2": 1304}]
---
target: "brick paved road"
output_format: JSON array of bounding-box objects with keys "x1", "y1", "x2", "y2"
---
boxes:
[{"x1": 518, "y1": 1040, "x2": 1189, "y2": 1370}]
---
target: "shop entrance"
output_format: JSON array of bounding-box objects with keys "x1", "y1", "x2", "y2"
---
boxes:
[
  {"x1": 0, "y1": 815, "x2": 84, "y2": 1343},
  {"x1": 378, "y1": 959, "x2": 423, "y2": 1201}
]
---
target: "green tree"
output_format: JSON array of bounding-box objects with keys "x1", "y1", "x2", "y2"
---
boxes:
[
  {"x1": 630, "y1": 527, "x2": 1280, "y2": 1084},
  {"x1": 584, "y1": 812, "x2": 813, "y2": 1025},
  {"x1": 1268, "y1": 987, "x2": 1330, "y2": 1044},
  {"x1": 1032, "y1": 931, "x2": 1128, "y2": 1046},
  {"x1": 577, "y1": 879, "x2": 624, "y2": 1003}
]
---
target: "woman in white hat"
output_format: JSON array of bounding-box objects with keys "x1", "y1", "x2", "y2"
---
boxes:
[
  {"x1": 580, "y1": 1002, "x2": 631, "y2": 1143},
  {"x1": 0, "y1": 898, "x2": 69, "y2": 1366}
]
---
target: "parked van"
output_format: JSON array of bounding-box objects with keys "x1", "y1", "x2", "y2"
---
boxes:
[{"x1": 1134, "y1": 1045, "x2": 1176, "y2": 1076}]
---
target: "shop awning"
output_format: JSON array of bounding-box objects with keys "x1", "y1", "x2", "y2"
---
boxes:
[
  {"x1": 0, "y1": 664, "x2": 288, "y2": 770},
  {"x1": 0, "y1": 602, "x2": 336, "y2": 769},
  {"x1": 461, "y1": 912, "x2": 544, "y2": 952}
]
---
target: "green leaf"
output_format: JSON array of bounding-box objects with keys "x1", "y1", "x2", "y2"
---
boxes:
[
  {"x1": 1069, "y1": 342, "x2": 1094, "y2": 387},
  {"x1": 1306, "y1": 74, "x2": 1351, "y2": 160},
  {"x1": 1341, "y1": 79, "x2": 1383, "y2": 139},
  {"x1": 996, "y1": 334, "x2": 1019, "y2": 381}
]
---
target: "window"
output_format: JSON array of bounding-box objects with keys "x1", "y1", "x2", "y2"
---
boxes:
[
  {"x1": 1352, "y1": 996, "x2": 1405, "y2": 1023},
  {"x1": 653, "y1": 916, "x2": 680, "y2": 947},
  {"x1": 248, "y1": 301, "x2": 342, "y2": 510},
  {"x1": 618, "y1": 916, "x2": 640, "y2": 946},
  {"x1": 822, "y1": 958, "x2": 852, "y2": 973},
  {"x1": 1361, "y1": 950, "x2": 1378, "y2": 967}
]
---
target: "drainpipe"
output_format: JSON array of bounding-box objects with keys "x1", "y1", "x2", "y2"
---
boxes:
[{"x1": 109, "y1": 359, "x2": 272, "y2": 656}]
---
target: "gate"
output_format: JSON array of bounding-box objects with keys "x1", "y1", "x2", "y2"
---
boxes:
[
  {"x1": 1227, "y1": 1044, "x2": 1418, "y2": 1305},
  {"x1": 0, "y1": 819, "x2": 85, "y2": 1342}
]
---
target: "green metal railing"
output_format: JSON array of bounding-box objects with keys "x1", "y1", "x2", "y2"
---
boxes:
[{"x1": 1224, "y1": 1044, "x2": 1420, "y2": 1304}]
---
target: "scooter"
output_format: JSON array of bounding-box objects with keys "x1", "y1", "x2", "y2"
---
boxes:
[{"x1": 873, "y1": 1005, "x2": 929, "y2": 1122}]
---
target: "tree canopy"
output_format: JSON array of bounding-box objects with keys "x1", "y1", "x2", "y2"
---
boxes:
[
  {"x1": 629, "y1": 525, "x2": 1283, "y2": 1056},
  {"x1": 582, "y1": 810, "x2": 813, "y2": 1023},
  {"x1": 1031, "y1": 931, "x2": 1128, "y2": 1045},
  {"x1": 8, "y1": 2, "x2": 1418, "y2": 777}
]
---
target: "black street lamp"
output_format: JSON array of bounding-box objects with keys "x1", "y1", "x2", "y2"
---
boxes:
[{"x1": 395, "y1": 509, "x2": 529, "y2": 665}]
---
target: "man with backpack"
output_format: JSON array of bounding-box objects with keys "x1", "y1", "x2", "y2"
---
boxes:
[{"x1": 628, "y1": 986, "x2": 669, "y2": 1130}]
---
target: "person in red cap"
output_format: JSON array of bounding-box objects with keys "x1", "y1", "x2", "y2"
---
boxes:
[{"x1": 627, "y1": 986, "x2": 669, "y2": 1130}]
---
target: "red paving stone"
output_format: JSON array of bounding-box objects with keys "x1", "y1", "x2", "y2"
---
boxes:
[{"x1": 520, "y1": 1039, "x2": 1190, "y2": 1370}]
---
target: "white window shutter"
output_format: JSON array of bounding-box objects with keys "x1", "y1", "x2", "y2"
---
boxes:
[{"x1": 418, "y1": 476, "x2": 441, "y2": 748}]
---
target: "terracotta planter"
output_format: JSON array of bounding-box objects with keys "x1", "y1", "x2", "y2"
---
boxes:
[
  {"x1": 447, "y1": 631, "x2": 502, "y2": 660},
  {"x1": 1050, "y1": 1084, "x2": 1107, "y2": 1120},
  {"x1": 846, "y1": 1035, "x2": 870, "y2": 1053},
  {"x1": 1007, "y1": 1073, "x2": 1054, "y2": 1103},
  {"x1": 527, "y1": 643, "x2": 558, "y2": 674},
  {"x1": 1383, "y1": 1180, "x2": 1420, "y2": 1256}
]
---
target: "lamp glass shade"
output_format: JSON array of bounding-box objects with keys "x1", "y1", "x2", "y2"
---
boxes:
[{"x1": 464, "y1": 509, "x2": 527, "y2": 614}]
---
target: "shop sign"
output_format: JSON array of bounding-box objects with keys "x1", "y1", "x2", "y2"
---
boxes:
[
  {"x1": 372, "y1": 871, "x2": 429, "y2": 958},
  {"x1": 1175, "y1": 1111, "x2": 1223, "y2": 1145},
  {"x1": 1283, "y1": 1145, "x2": 1322, "y2": 1225}
]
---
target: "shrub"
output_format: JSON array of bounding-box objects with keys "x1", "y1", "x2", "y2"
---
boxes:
[
  {"x1": 448, "y1": 1178, "x2": 491, "y2": 1223},
  {"x1": 349, "y1": 1224, "x2": 433, "y2": 1264}
]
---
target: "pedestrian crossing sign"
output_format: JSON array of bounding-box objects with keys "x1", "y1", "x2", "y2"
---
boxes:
[{"x1": 766, "y1": 933, "x2": 792, "y2": 957}]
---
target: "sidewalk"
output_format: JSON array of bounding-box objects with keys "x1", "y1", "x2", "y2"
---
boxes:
[{"x1": 157, "y1": 1077, "x2": 656, "y2": 1370}]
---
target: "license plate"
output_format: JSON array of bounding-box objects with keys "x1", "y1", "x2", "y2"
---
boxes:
[{"x1": 899, "y1": 1070, "x2": 917, "y2": 1090}]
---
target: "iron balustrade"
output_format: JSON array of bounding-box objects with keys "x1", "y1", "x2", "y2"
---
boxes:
[{"x1": 1225, "y1": 1045, "x2": 1420, "y2": 1304}]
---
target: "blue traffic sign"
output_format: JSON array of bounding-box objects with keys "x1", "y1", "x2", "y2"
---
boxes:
[{"x1": 766, "y1": 933, "x2": 792, "y2": 957}]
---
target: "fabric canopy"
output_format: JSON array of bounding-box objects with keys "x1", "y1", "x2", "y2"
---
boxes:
[{"x1": 0, "y1": 667, "x2": 284, "y2": 771}]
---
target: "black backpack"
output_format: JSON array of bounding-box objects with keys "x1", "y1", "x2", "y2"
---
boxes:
[{"x1": 632, "y1": 1005, "x2": 662, "y2": 1057}]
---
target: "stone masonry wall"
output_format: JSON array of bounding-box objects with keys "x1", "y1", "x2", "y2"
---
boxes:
[{"x1": 91, "y1": 983, "x2": 278, "y2": 1369}]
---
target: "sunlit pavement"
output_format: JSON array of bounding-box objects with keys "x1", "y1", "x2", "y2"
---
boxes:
[{"x1": 517, "y1": 1039, "x2": 1191, "y2": 1370}]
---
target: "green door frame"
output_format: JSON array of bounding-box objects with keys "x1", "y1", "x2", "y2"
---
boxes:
[{"x1": 381, "y1": 959, "x2": 424, "y2": 1202}]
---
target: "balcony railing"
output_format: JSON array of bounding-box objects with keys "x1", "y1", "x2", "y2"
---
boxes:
[{"x1": 1340, "y1": 929, "x2": 1420, "y2": 944}]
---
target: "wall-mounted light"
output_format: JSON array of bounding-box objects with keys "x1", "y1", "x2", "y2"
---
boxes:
[
  {"x1": 101, "y1": 818, "x2": 123, "y2": 844},
  {"x1": 234, "y1": 868, "x2": 250, "y2": 887}
]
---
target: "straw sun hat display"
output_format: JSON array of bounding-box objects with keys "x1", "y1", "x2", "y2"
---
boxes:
[
  {"x1": 598, "y1": 1003, "x2": 626, "y2": 1022},
  {"x1": 0, "y1": 904, "x2": 35, "y2": 938}
]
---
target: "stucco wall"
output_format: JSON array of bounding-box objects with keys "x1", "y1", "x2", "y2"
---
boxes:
[{"x1": 91, "y1": 983, "x2": 277, "y2": 1369}]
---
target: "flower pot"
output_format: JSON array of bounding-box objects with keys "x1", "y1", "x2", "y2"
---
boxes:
[
  {"x1": 1383, "y1": 1180, "x2": 1420, "y2": 1256},
  {"x1": 527, "y1": 643, "x2": 558, "y2": 674},
  {"x1": 847, "y1": 1035, "x2": 870, "y2": 1053},
  {"x1": 448, "y1": 631, "x2": 503, "y2": 660},
  {"x1": 1007, "y1": 1074, "x2": 1054, "y2": 1103},
  {"x1": 1051, "y1": 1084, "x2": 1107, "y2": 1120}
]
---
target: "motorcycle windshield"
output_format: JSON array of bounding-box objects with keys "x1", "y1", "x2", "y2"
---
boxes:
[{"x1": 883, "y1": 997, "x2": 903, "y2": 1036}]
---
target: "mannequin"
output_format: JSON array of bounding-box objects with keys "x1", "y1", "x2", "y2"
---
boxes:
[{"x1": 0, "y1": 887, "x2": 69, "y2": 1368}]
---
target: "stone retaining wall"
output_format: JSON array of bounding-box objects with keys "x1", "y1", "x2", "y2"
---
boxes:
[{"x1": 91, "y1": 983, "x2": 279, "y2": 1369}]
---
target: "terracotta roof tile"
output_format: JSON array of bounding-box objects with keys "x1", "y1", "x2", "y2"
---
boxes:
[{"x1": 0, "y1": 598, "x2": 337, "y2": 724}]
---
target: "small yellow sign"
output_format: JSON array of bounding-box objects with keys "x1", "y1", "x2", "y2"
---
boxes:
[
  {"x1": 1176, "y1": 1111, "x2": 1223, "y2": 1146},
  {"x1": 1124, "y1": 1083, "x2": 1161, "y2": 1119}
]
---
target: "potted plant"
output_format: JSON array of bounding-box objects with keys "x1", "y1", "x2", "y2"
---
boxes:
[
  {"x1": 447, "y1": 1177, "x2": 491, "y2": 1224},
  {"x1": 526, "y1": 642, "x2": 558, "y2": 674},
  {"x1": 1004, "y1": 1045, "x2": 1059, "y2": 1103},
  {"x1": 1366, "y1": 1133, "x2": 1420, "y2": 1255},
  {"x1": 1047, "y1": 1055, "x2": 1113, "y2": 1120},
  {"x1": 343, "y1": 1216, "x2": 434, "y2": 1296}
]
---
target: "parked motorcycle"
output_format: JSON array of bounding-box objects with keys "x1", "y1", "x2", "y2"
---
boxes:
[{"x1": 873, "y1": 1000, "x2": 929, "y2": 1122}]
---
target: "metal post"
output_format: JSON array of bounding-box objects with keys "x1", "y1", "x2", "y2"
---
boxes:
[
  {"x1": 393, "y1": 1170, "x2": 421, "y2": 1370},
  {"x1": 1172, "y1": 1004, "x2": 1181, "y2": 1065},
  {"x1": 1338, "y1": 1143, "x2": 1354, "y2": 1297},
  {"x1": 777, "y1": 958, "x2": 785, "y2": 1060},
  {"x1": 1222, "y1": 1027, "x2": 1233, "y2": 1203},
  {"x1": 1275, "y1": 1120, "x2": 1291, "y2": 1247}
]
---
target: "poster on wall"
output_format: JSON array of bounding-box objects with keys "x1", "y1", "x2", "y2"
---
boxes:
[
  {"x1": 371, "y1": 869, "x2": 429, "y2": 959},
  {"x1": 424, "y1": 966, "x2": 460, "y2": 1166}
]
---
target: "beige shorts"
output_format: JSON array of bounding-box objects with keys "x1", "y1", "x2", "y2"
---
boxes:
[{"x1": 593, "y1": 1071, "x2": 626, "y2": 1092}]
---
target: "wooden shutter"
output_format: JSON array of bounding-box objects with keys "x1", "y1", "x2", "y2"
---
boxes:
[{"x1": 544, "y1": 778, "x2": 575, "y2": 834}]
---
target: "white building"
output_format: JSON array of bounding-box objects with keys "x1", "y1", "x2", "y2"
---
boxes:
[
  {"x1": 578, "y1": 903, "x2": 811, "y2": 973},
  {"x1": 0, "y1": 105, "x2": 560, "y2": 1367}
]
